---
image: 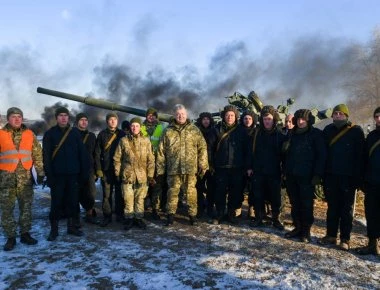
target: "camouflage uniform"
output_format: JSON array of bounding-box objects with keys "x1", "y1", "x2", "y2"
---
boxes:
[
  {"x1": 0, "y1": 124, "x2": 44, "y2": 238},
  {"x1": 156, "y1": 120, "x2": 208, "y2": 217},
  {"x1": 114, "y1": 134, "x2": 155, "y2": 218}
]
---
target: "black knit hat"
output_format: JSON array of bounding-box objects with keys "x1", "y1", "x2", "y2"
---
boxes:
[
  {"x1": 75, "y1": 112, "x2": 88, "y2": 123},
  {"x1": 373, "y1": 107, "x2": 380, "y2": 118},
  {"x1": 106, "y1": 112, "x2": 118, "y2": 122},
  {"x1": 146, "y1": 107, "x2": 158, "y2": 117},
  {"x1": 55, "y1": 106, "x2": 70, "y2": 118},
  {"x1": 293, "y1": 109, "x2": 315, "y2": 126},
  {"x1": 221, "y1": 105, "x2": 240, "y2": 121},
  {"x1": 121, "y1": 120, "x2": 130, "y2": 130},
  {"x1": 7, "y1": 107, "x2": 23, "y2": 119}
]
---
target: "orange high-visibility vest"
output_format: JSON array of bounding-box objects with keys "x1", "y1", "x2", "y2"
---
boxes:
[{"x1": 0, "y1": 129, "x2": 34, "y2": 172}]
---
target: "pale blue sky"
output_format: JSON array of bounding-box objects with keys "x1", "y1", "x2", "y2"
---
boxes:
[{"x1": 1, "y1": 0, "x2": 379, "y2": 118}]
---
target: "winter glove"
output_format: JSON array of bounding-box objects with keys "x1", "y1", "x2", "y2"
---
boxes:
[
  {"x1": 311, "y1": 175, "x2": 322, "y2": 186},
  {"x1": 96, "y1": 170, "x2": 104, "y2": 179},
  {"x1": 148, "y1": 177, "x2": 156, "y2": 186},
  {"x1": 198, "y1": 167, "x2": 206, "y2": 179},
  {"x1": 37, "y1": 175, "x2": 45, "y2": 185},
  {"x1": 155, "y1": 174, "x2": 164, "y2": 184}
]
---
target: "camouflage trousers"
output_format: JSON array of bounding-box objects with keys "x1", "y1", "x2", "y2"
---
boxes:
[
  {"x1": 122, "y1": 183, "x2": 148, "y2": 219},
  {"x1": 167, "y1": 174, "x2": 197, "y2": 217},
  {"x1": 0, "y1": 185, "x2": 34, "y2": 238}
]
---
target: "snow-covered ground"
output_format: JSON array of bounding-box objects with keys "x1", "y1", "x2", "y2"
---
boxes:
[{"x1": 0, "y1": 186, "x2": 379, "y2": 289}]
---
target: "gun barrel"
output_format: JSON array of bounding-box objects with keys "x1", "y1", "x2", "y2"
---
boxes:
[{"x1": 36, "y1": 87, "x2": 173, "y2": 122}]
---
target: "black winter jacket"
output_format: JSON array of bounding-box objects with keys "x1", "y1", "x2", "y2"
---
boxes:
[
  {"x1": 197, "y1": 125, "x2": 218, "y2": 170},
  {"x1": 323, "y1": 122, "x2": 365, "y2": 178},
  {"x1": 75, "y1": 128, "x2": 96, "y2": 173},
  {"x1": 213, "y1": 123, "x2": 248, "y2": 169},
  {"x1": 364, "y1": 128, "x2": 380, "y2": 185},
  {"x1": 285, "y1": 127, "x2": 326, "y2": 178},
  {"x1": 95, "y1": 128, "x2": 125, "y2": 171},
  {"x1": 247, "y1": 127, "x2": 286, "y2": 177},
  {"x1": 43, "y1": 125, "x2": 89, "y2": 178}
]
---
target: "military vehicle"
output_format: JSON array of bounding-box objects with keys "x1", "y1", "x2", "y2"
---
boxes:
[{"x1": 36, "y1": 87, "x2": 332, "y2": 126}]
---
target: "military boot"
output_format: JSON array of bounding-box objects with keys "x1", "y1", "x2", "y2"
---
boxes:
[
  {"x1": 356, "y1": 238, "x2": 379, "y2": 255},
  {"x1": 250, "y1": 210, "x2": 264, "y2": 228},
  {"x1": 20, "y1": 232, "x2": 38, "y2": 245},
  {"x1": 227, "y1": 210, "x2": 239, "y2": 225},
  {"x1": 151, "y1": 209, "x2": 161, "y2": 220},
  {"x1": 3, "y1": 237, "x2": 16, "y2": 251},
  {"x1": 272, "y1": 215, "x2": 284, "y2": 230},
  {"x1": 211, "y1": 212, "x2": 223, "y2": 225},
  {"x1": 73, "y1": 214, "x2": 82, "y2": 229},
  {"x1": 285, "y1": 221, "x2": 302, "y2": 239},
  {"x1": 47, "y1": 220, "x2": 59, "y2": 241},
  {"x1": 99, "y1": 215, "x2": 112, "y2": 227},
  {"x1": 300, "y1": 225, "x2": 311, "y2": 243},
  {"x1": 124, "y1": 218, "x2": 134, "y2": 231},
  {"x1": 135, "y1": 218, "x2": 147, "y2": 230},
  {"x1": 67, "y1": 218, "x2": 84, "y2": 236},
  {"x1": 189, "y1": 215, "x2": 199, "y2": 226},
  {"x1": 164, "y1": 214, "x2": 174, "y2": 226}
]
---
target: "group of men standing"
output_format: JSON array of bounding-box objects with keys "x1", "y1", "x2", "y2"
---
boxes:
[{"x1": 0, "y1": 102, "x2": 379, "y2": 257}]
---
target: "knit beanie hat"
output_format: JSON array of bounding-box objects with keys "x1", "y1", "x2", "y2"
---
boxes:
[
  {"x1": 75, "y1": 112, "x2": 88, "y2": 123},
  {"x1": 55, "y1": 106, "x2": 70, "y2": 117},
  {"x1": 221, "y1": 105, "x2": 240, "y2": 121},
  {"x1": 373, "y1": 107, "x2": 380, "y2": 118},
  {"x1": 106, "y1": 112, "x2": 118, "y2": 122},
  {"x1": 130, "y1": 117, "x2": 142, "y2": 125},
  {"x1": 332, "y1": 104, "x2": 349, "y2": 117},
  {"x1": 121, "y1": 120, "x2": 130, "y2": 130},
  {"x1": 7, "y1": 107, "x2": 23, "y2": 119},
  {"x1": 146, "y1": 107, "x2": 158, "y2": 117}
]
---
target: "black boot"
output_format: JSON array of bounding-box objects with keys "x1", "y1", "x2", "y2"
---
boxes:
[
  {"x1": 135, "y1": 218, "x2": 147, "y2": 230},
  {"x1": 3, "y1": 237, "x2": 16, "y2": 251},
  {"x1": 250, "y1": 210, "x2": 264, "y2": 227},
  {"x1": 47, "y1": 220, "x2": 59, "y2": 241},
  {"x1": 300, "y1": 224, "x2": 311, "y2": 243},
  {"x1": 67, "y1": 218, "x2": 84, "y2": 236},
  {"x1": 285, "y1": 220, "x2": 302, "y2": 239},
  {"x1": 211, "y1": 212, "x2": 223, "y2": 225},
  {"x1": 20, "y1": 232, "x2": 38, "y2": 245},
  {"x1": 356, "y1": 238, "x2": 379, "y2": 255},
  {"x1": 189, "y1": 215, "x2": 199, "y2": 226},
  {"x1": 272, "y1": 215, "x2": 284, "y2": 230},
  {"x1": 227, "y1": 210, "x2": 239, "y2": 225},
  {"x1": 73, "y1": 215, "x2": 82, "y2": 229},
  {"x1": 99, "y1": 215, "x2": 112, "y2": 227},
  {"x1": 165, "y1": 214, "x2": 174, "y2": 226},
  {"x1": 151, "y1": 209, "x2": 161, "y2": 220},
  {"x1": 124, "y1": 218, "x2": 134, "y2": 231}
]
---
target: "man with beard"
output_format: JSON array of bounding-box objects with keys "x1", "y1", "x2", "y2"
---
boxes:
[
  {"x1": 195, "y1": 112, "x2": 218, "y2": 219},
  {"x1": 319, "y1": 104, "x2": 365, "y2": 251},
  {"x1": 247, "y1": 106, "x2": 286, "y2": 229},
  {"x1": 212, "y1": 105, "x2": 247, "y2": 225}
]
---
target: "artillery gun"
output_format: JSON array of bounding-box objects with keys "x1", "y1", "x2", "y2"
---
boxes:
[
  {"x1": 226, "y1": 90, "x2": 332, "y2": 126},
  {"x1": 37, "y1": 87, "x2": 332, "y2": 126}
]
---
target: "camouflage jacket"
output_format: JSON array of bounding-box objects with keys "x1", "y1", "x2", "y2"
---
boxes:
[
  {"x1": 0, "y1": 124, "x2": 44, "y2": 188},
  {"x1": 113, "y1": 133, "x2": 155, "y2": 184},
  {"x1": 156, "y1": 120, "x2": 208, "y2": 176}
]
